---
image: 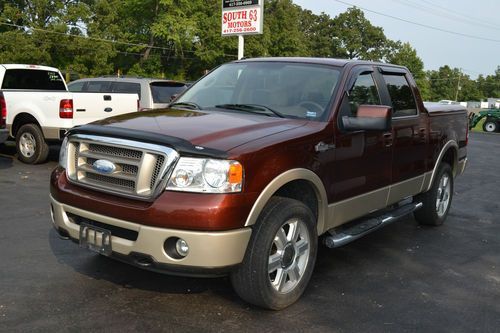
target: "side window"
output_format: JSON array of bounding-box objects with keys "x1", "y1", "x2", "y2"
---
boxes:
[
  {"x1": 112, "y1": 82, "x2": 141, "y2": 99},
  {"x1": 67, "y1": 81, "x2": 85, "y2": 92},
  {"x1": 348, "y1": 72, "x2": 381, "y2": 116},
  {"x1": 86, "y1": 81, "x2": 111, "y2": 93},
  {"x1": 382, "y1": 74, "x2": 417, "y2": 117}
]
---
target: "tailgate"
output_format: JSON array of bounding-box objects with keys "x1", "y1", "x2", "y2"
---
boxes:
[{"x1": 71, "y1": 92, "x2": 138, "y2": 126}]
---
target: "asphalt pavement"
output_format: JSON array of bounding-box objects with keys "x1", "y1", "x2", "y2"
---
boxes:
[{"x1": 0, "y1": 132, "x2": 499, "y2": 332}]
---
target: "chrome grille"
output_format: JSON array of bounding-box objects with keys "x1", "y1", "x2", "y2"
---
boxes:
[
  {"x1": 65, "y1": 135, "x2": 179, "y2": 200},
  {"x1": 88, "y1": 143, "x2": 143, "y2": 160}
]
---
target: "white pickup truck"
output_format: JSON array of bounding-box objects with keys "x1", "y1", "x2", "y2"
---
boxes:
[{"x1": 0, "y1": 64, "x2": 139, "y2": 163}]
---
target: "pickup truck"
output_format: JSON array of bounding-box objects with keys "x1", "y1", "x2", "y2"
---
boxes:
[
  {"x1": 0, "y1": 64, "x2": 139, "y2": 163},
  {"x1": 50, "y1": 58, "x2": 468, "y2": 310}
]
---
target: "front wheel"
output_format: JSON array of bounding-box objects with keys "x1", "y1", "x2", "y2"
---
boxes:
[
  {"x1": 483, "y1": 120, "x2": 498, "y2": 133},
  {"x1": 230, "y1": 197, "x2": 318, "y2": 310},
  {"x1": 16, "y1": 124, "x2": 49, "y2": 164},
  {"x1": 414, "y1": 163, "x2": 453, "y2": 226}
]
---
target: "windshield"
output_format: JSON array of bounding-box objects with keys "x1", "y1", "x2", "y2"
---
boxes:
[{"x1": 176, "y1": 62, "x2": 341, "y2": 120}]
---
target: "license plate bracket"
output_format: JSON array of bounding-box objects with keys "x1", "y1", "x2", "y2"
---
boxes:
[{"x1": 79, "y1": 222, "x2": 112, "y2": 256}]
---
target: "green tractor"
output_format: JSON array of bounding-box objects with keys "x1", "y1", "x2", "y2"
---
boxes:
[{"x1": 469, "y1": 108, "x2": 500, "y2": 133}]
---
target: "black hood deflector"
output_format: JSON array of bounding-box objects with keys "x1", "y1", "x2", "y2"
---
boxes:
[{"x1": 66, "y1": 124, "x2": 228, "y2": 159}]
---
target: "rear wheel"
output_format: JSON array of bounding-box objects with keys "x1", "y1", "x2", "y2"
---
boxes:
[
  {"x1": 230, "y1": 197, "x2": 317, "y2": 310},
  {"x1": 483, "y1": 120, "x2": 498, "y2": 133},
  {"x1": 16, "y1": 124, "x2": 49, "y2": 164},
  {"x1": 414, "y1": 163, "x2": 453, "y2": 226}
]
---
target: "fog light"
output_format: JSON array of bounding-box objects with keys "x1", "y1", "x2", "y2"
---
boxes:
[{"x1": 175, "y1": 238, "x2": 189, "y2": 257}]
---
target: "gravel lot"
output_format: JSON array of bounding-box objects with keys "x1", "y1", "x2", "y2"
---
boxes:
[{"x1": 0, "y1": 132, "x2": 499, "y2": 332}]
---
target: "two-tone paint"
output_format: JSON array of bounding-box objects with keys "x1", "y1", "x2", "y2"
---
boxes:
[{"x1": 50, "y1": 58, "x2": 468, "y2": 272}]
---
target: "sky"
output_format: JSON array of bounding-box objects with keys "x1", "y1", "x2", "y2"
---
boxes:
[{"x1": 293, "y1": 0, "x2": 500, "y2": 78}]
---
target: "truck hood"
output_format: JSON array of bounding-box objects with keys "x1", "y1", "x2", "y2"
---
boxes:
[{"x1": 88, "y1": 108, "x2": 308, "y2": 152}]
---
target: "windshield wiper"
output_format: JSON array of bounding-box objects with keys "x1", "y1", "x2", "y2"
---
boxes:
[
  {"x1": 215, "y1": 104, "x2": 285, "y2": 118},
  {"x1": 169, "y1": 101, "x2": 202, "y2": 110}
]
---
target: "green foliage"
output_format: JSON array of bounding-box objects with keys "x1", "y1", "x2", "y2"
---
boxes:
[
  {"x1": 333, "y1": 7, "x2": 389, "y2": 61},
  {"x1": 0, "y1": 0, "x2": 497, "y2": 101}
]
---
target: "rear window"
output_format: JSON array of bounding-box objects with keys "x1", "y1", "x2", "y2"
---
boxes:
[
  {"x1": 150, "y1": 82, "x2": 187, "y2": 103},
  {"x1": 1, "y1": 69, "x2": 66, "y2": 90},
  {"x1": 112, "y1": 82, "x2": 141, "y2": 98}
]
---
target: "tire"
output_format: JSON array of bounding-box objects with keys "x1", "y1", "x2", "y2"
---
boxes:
[
  {"x1": 15, "y1": 123, "x2": 49, "y2": 164},
  {"x1": 482, "y1": 120, "x2": 498, "y2": 133},
  {"x1": 230, "y1": 197, "x2": 318, "y2": 310},
  {"x1": 414, "y1": 163, "x2": 453, "y2": 226}
]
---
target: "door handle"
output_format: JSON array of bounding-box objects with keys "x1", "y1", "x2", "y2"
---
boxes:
[
  {"x1": 104, "y1": 107, "x2": 112, "y2": 112},
  {"x1": 103, "y1": 95, "x2": 112, "y2": 101},
  {"x1": 76, "y1": 109, "x2": 86, "y2": 112},
  {"x1": 383, "y1": 132, "x2": 393, "y2": 147}
]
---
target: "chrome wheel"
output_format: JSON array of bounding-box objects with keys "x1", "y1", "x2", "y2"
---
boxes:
[
  {"x1": 436, "y1": 173, "x2": 451, "y2": 217},
  {"x1": 19, "y1": 132, "x2": 36, "y2": 157},
  {"x1": 268, "y1": 218, "x2": 310, "y2": 294}
]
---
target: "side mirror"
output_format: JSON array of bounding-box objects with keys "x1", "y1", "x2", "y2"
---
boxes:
[{"x1": 342, "y1": 105, "x2": 392, "y2": 131}]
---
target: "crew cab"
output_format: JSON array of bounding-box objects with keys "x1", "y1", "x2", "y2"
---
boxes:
[
  {"x1": 0, "y1": 64, "x2": 139, "y2": 163},
  {"x1": 50, "y1": 58, "x2": 468, "y2": 310}
]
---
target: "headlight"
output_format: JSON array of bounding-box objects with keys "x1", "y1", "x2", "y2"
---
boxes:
[
  {"x1": 166, "y1": 157, "x2": 243, "y2": 193},
  {"x1": 59, "y1": 137, "x2": 68, "y2": 169}
]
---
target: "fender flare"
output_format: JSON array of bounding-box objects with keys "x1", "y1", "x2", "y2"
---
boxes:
[
  {"x1": 426, "y1": 140, "x2": 458, "y2": 192},
  {"x1": 244, "y1": 168, "x2": 329, "y2": 235}
]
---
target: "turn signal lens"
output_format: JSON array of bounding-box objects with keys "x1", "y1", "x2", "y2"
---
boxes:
[{"x1": 228, "y1": 162, "x2": 243, "y2": 184}]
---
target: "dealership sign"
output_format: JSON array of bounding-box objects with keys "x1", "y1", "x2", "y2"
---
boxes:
[{"x1": 222, "y1": 0, "x2": 264, "y2": 36}]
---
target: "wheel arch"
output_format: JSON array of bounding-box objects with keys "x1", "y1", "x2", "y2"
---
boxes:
[
  {"x1": 426, "y1": 140, "x2": 458, "y2": 192},
  {"x1": 11, "y1": 113, "x2": 42, "y2": 137},
  {"x1": 244, "y1": 168, "x2": 328, "y2": 235}
]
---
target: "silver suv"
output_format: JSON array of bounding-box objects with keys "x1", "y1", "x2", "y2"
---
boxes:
[{"x1": 68, "y1": 77, "x2": 188, "y2": 111}]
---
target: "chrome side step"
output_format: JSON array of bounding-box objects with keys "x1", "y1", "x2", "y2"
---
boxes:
[{"x1": 323, "y1": 201, "x2": 423, "y2": 248}]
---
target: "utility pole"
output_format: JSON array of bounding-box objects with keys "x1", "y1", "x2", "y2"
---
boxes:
[{"x1": 455, "y1": 68, "x2": 462, "y2": 101}]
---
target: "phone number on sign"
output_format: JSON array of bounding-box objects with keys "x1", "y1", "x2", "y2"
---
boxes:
[{"x1": 223, "y1": 27, "x2": 257, "y2": 34}]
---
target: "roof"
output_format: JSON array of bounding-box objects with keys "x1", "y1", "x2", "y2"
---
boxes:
[
  {"x1": 68, "y1": 77, "x2": 183, "y2": 84},
  {"x1": 0, "y1": 64, "x2": 61, "y2": 72},
  {"x1": 234, "y1": 57, "x2": 408, "y2": 71}
]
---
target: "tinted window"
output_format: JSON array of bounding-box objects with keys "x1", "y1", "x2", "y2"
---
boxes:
[
  {"x1": 348, "y1": 72, "x2": 381, "y2": 116},
  {"x1": 112, "y1": 82, "x2": 141, "y2": 98},
  {"x1": 67, "y1": 81, "x2": 85, "y2": 92},
  {"x1": 150, "y1": 82, "x2": 187, "y2": 103},
  {"x1": 177, "y1": 62, "x2": 341, "y2": 120},
  {"x1": 2, "y1": 69, "x2": 66, "y2": 90},
  {"x1": 85, "y1": 81, "x2": 111, "y2": 93},
  {"x1": 383, "y1": 74, "x2": 417, "y2": 117}
]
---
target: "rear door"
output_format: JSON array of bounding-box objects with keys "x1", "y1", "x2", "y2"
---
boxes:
[
  {"x1": 71, "y1": 92, "x2": 138, "y2": 126},
  {"x1": 376, "y1": 67, "x2": 427, "y2": 204}
]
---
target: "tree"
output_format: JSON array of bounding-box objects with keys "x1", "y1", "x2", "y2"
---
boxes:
[{"x1": 332, "y1": 7, "x2": 389, "y2": 61}]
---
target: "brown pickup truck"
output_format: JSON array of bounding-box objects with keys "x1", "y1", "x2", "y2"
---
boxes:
[{"x1": 50, "y1": 58, "x2": 468, "y2": 310}]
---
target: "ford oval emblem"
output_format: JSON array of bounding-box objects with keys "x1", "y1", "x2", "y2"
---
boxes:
[{"x1": 92, "y1": 159, "x2": 116, "y2": 174}]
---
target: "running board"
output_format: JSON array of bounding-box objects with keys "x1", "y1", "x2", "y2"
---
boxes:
[{"x1": 323, "y1": 201, "x2": 423, "y2": 248}]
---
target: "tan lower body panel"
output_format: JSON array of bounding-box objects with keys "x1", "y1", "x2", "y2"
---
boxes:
[
  {"x1": 42, "y1": 127, "x2": 64, "y2": 140},
  {"x1": 50, "y1": 196, "x2": 252, "y2": 268},
  {"x1": 326, "y1": 172, "x2": 431, "y2": 230}
]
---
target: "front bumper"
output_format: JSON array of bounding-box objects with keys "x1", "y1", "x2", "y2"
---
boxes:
[{"x1": 50, "y1": 195, "x2": 252, "y2": 275}]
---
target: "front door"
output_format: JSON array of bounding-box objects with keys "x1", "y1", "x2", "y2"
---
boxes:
[{"x1": 329, "y1": 67, "x2": 393, "y2": 226}]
